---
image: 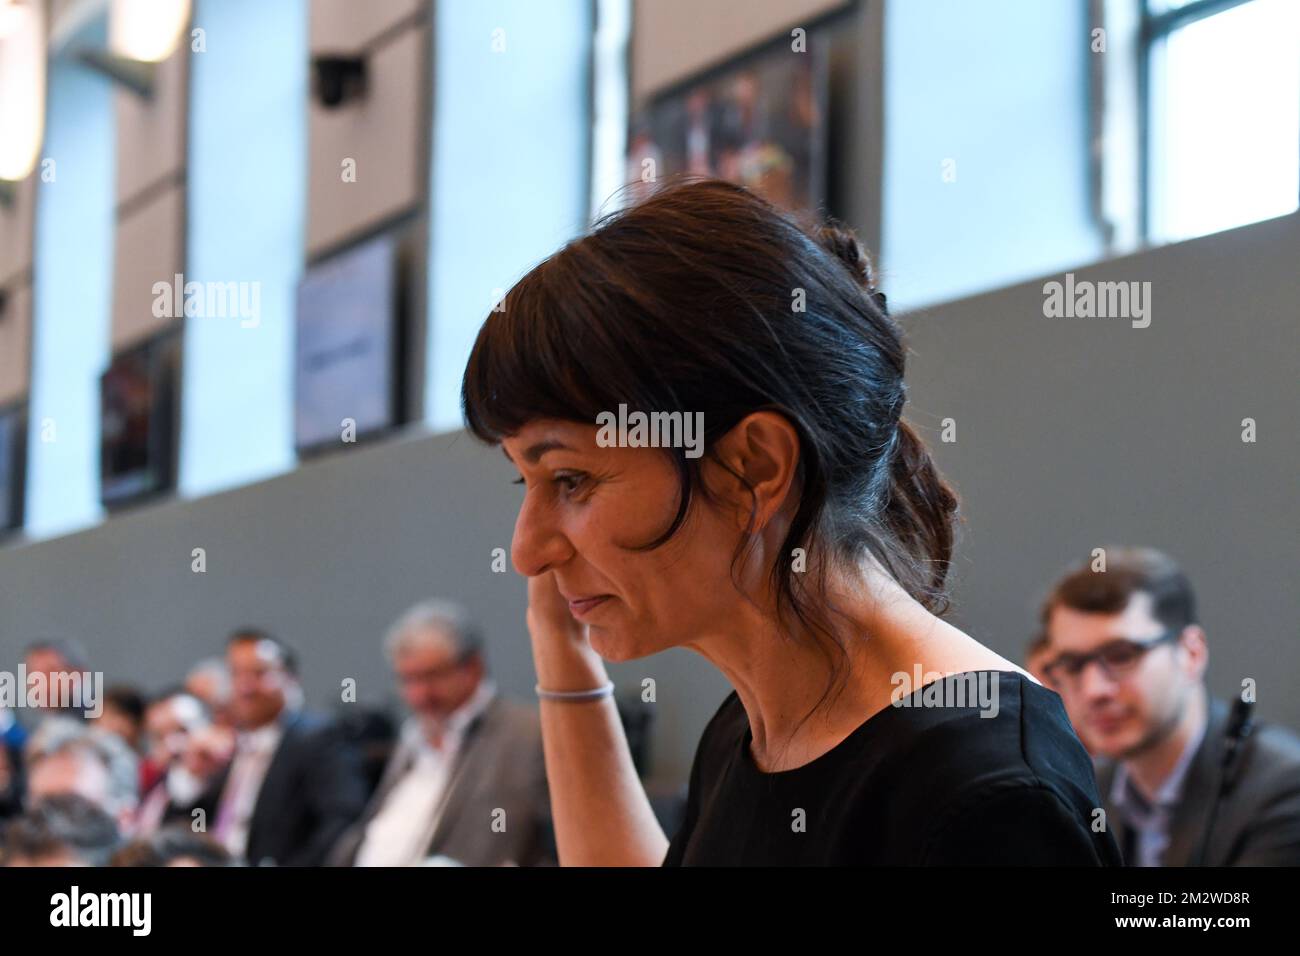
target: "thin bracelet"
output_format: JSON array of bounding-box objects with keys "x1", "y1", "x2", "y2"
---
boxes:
[{"x1": 535, "y1": 681, "x2": 615, "y2": 702}]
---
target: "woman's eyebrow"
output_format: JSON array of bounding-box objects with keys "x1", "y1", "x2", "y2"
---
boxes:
[{"x1": 502, "y1": 439, "x2": 574, "y2": 465}]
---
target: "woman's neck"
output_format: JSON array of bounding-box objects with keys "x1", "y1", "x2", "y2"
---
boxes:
[{"x1": 687, "y1": 561, "x2": 971, "y2": 772}]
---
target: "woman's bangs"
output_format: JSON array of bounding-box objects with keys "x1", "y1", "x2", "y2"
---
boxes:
[{"x1": 461, "y1": 261, "x2": 624, "y2": 445}]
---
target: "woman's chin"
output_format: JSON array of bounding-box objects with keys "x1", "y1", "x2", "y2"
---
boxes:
[{"x1": 587, "y1": 624, "x2": 658, "y2": 664}]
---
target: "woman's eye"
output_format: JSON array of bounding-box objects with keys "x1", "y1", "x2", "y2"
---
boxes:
[
  {"x1": 554, "y1": 473, "x2": 587, "y2": 495},
  {"x1": 511, "y1": 476, "x2": 525, "y2": 486}
]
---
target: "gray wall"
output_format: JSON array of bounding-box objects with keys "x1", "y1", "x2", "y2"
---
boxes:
[{"x1": 904, "y1": 209, "x2": 1300, "y2": 728}]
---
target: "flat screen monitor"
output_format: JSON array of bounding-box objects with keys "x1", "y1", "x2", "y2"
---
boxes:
[
  {"x1": 0, "y1": 404, "x2": 26, "y2": 534},
  {"x1": 627, "y1": 30, "x2": 830, "y2": 214},
  {"x1": 100, "y1": 329, "x2": 180, "y2": 507},
  {"x1": 294, "y1": 231, "x2": 402, "y2": 454}
]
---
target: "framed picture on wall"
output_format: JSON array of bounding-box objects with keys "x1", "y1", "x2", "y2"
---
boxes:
[
  {"x1": 293, "y1": 229, "x2": 407, "y2": 457},
  {"x1": 99, "y1": 327, "x2": 182, "y2": 509},
  {"x1": 0, "y1": 402, "x2": 27, "y2": 536},
  {"x1": 626, "y1": 25, "x2": 831, "y2": 215}
]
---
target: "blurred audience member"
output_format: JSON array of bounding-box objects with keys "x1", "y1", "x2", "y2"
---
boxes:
[
  {"x1": 195, "y1": 629, "x2": 367, "y2": 865},
  {"x1": 96, "y1": 685, "x2": 148, "y2": 751},
  {"x1": 25, "y1": 719, "x2": 138, "y2": 832},
  {"x1": 1, "y1": 793, "x2": 120, "y2": 866},
  {"x1": 1041, "y1": 547, "x2": 1300, "y2": 865},
  {"x1": 0, "y1": 741, "x2": 20, "y2": 820},
  {"x1": 1025, "y1": 632, "x2": 1053, "y2": 688},
  {"x1": 186, "y1": 657, "x2": 234, "y2": 727},
  {"x1": 135, "y1": 690, "x2": 218, "y2": 836},
  {"x1": 330, "y1": 601, "x2": 554, "y2": 867},
  {"x1": 334, "y1": 707, "x2": 397, "y2": 795},
  {"x1": 110, "y1": 826, "x2": 233, "y2": 867},
  {"x1": 1026, "y1": 631, "x2": 1095, "y2": 757},
  {"x1": 23, "y1": 639, "x2": 92, "y2": 720},
  {"x1": 0, "y1": 706, "x2": 26, "y2": 751},
  {"x1": 1, "y1": 706, "x2": 24, "y2": 819}
]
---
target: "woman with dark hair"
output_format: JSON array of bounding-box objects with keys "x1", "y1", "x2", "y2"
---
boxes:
[{"x1": 461, "y1": 177, "x2": 1120, "y2": 866}]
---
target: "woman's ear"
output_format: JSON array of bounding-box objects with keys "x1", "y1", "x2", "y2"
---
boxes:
[{"x1": 707, "y1": 411, "x2": 801, "y2": 532}]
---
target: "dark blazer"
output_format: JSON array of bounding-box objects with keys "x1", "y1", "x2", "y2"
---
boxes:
[
  {"x1": 1095, "y1": 695, "x2": 1300, "y2": 866},
  {"x1": 198, "y1": 711, "x2": 369, "y2": 866},
  {"x1": 0, "y1": 739, "x2": 22, "y2": 820},
  {"x1": 329, "y1": 694, "x2": 555, "y2": 867}
]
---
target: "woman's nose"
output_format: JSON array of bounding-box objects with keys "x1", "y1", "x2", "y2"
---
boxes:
[{"x1": 511, "y1": 491, "x2": 573, "y2": 577}]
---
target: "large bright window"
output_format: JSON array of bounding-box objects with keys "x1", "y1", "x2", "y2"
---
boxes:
[
  {"x1": 1146, "y1": 0, "x2": 1300, "y2": 242},
  {"x1": 26, "y1": 21, "x2": 114, "y2": 539},
  {"x1": 180, "y1": 0, "x2": 305, "y2": 496}
]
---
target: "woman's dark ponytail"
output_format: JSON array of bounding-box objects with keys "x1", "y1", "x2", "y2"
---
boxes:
[
  {"x1": 882, "y1": 419, "x2": 959, "y2": 612},
  {"x1": 813, "y1": 219, "x2": 960, "y2": 613}
]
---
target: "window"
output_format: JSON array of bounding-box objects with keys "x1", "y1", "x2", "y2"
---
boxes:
[
  {"x1": 1144, "y1": 0, "x2": 1300, "y2": 242},
  {"x1": 425, "y1": 0, "x2": 593, "y2": 429},
  {"x1": 590, "y1": 0, "x2": 633, "y2": 220},
  {"x1": 882, "y1": 0, "x2": 1104, "y2": 309},
  {"x1": 26, "y1": 23, "x2": 114, "y2": 539},
  {"x1": 179, "y1": 0, "x2": 306, "y2": 497}
]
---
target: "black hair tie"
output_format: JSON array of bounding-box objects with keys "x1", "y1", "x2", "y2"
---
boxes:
[{"x1": 871, "y1": 289, "x2": 889, "y2": 315}]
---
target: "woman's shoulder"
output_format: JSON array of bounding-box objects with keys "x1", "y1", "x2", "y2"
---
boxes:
[
  {"x1": 885, "y1": 670, "x2": 1089, "y2": 780},
  {"x1": 887, "y1": 673, "x2": 1100, "y2": 804},
  {"x1": 885, "y1": 670, "x2": 1118, "y2": 863}
]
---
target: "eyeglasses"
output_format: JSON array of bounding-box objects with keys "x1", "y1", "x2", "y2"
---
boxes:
[{"x1": 1042, "y1": 630, "x2": 1182, "y2": 686}]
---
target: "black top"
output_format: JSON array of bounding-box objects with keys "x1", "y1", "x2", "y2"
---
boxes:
[{"x1": 663, "y1": 670, "x2": 1122, "y2": 865}]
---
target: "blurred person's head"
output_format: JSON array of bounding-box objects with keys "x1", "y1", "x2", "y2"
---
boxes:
[
  {"x1": 185, "y1": 657, "x2": 233, "y2": 726},
  {"x1": 384, "y1": 601, "x2": 485, "y2": 723},
  {"x1": 1040, "y1": 547, "x2": 1207, "y2": 763},
  {"x1": 23, "y1": 638, "x2": 88, "y2": 677},
  {"x1": 23, "y1": 639, "x2": 90, "y2": 711},
  {"x1": 109, "y1": 826, "x2": 233, "y2": 867},
  {"x1": 1, "y1": 793, "x2": 120, "y2": 866},
  {"x1": 226, "y1": 629, "x2": 299, "y2": 731},
  {"x1": 461, "y1": 178, "x2": 958, "y2": 675},
  {"x1": 95, "y1": 685, "x2": 147, "y2": 750},
  {"x1": 1025, "y1": 631, "x2": 1096, "y2": 756},
  {"x1": 144, "y1": 691, "x2": 209, "y2": 771},
  {"x1": 1024, "y1": 632, "x2": 1055, "y2": 688},
  {"x1": 25, "y1": 719, "x2": 139, "y2": 827}
]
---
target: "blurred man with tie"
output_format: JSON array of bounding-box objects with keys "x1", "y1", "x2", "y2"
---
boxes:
[
  {"x1": 200, "y1": 629, "x2": 367, "y2": 866},
  {"x1": 1040, "y1": 547, "x2": 1300, "y2": 865},
  {"x1": 330, "y1": 601, "x2": 554, "y2": 866}
]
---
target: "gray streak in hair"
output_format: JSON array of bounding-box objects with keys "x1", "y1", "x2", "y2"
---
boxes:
[{"x1": 383, "y1": 599, "x2": 484, "y2": 664}]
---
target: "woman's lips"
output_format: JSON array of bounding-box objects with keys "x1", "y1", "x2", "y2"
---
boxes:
[{"x1": 567, "y1": 595, "x2": 612, "y2": 619}]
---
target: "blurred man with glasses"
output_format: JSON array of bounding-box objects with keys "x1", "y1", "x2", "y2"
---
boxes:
[
  {"x1": 1040, "y1": 547, "x2": 1300, "y2": 866},
  {"x1": 328, "y1": 600, "x2": 555, "y2": 867}
]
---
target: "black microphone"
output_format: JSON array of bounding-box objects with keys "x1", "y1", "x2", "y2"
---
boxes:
[{"x1": 1192, "y1": 695, "x2": 1254, "y2": 866}]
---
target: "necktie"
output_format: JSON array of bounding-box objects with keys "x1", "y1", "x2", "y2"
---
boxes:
[{"x1": 213, "y1": 740, "x2": 257, "y2": 844}]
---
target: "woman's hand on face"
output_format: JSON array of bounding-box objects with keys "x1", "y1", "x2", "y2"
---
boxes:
[
  {"x1": 525, "y1": 572, "x2": 608, "y2": 688},
  {"x1": 526, "y1": 571, "x2": 585, "y2": 646}
]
